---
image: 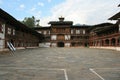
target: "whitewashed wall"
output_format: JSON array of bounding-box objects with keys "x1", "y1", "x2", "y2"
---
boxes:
[
  {"x1": 83, "y1": 30, "x2": 86, "y2": 34},
  {"x1": 51, "y1": 43, "x2": 57, "y2": 47},
  {"x1": 0, "y1": 24, "x2": 5, "y2": 49},
  {"x1": 51, "y1": 35, "x2": 57, "y2": 40},
  {"x1": 39, "y1": 42, "x2": 51, "y2": 47},
  {"x1": 65, "y1": 43, "x2": 70, "y2": 47},
  {"x1": 44, "y1": 42, "x2": 50, "y2": 47}
]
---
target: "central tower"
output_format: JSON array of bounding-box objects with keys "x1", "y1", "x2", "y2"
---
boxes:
[{"x1": 49, "y1": 17, "x2": 73, "y2": 47}]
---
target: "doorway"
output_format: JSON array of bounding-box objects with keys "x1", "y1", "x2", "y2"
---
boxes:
[{"x1": 57, "y1": 42, "x2": 64, "y2": 47}]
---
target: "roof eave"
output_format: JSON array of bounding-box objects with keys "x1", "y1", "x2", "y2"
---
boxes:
[{"x1": 108, "y1": 12, "x2": 120, "y2": 20}]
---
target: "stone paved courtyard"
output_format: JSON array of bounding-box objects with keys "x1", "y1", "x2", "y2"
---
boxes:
[{"x1": 0, "y1": 48, "x2": 120, "y2": 80}]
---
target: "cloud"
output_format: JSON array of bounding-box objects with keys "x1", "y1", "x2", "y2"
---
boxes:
[
  {"x1": 48, "y1": 0, "x2": 51, "y2": 3},
  {"x1": 30, "y1": 7, "x2": 36, "y2": 12},
  {"x1": 38, "y1": 2, "x2": 44, "y2": 7},
  {"x1": 29, "y1": 7, "x2": 41, "y2": 19},
  {"x1": 40, "y1": 0, "x2": 119, "y2": 26},
  {"x1": 19, "y1": 4, "x2": 25, "y2": 9}
]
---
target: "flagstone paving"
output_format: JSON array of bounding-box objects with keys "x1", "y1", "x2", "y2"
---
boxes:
[{"x1": 0, "y1": 48, "x2": 120, "y2": 80}]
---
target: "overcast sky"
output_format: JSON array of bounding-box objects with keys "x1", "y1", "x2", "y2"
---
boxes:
[{"x1": 0, "y1": 0, "x2": 120, "y2": 26}]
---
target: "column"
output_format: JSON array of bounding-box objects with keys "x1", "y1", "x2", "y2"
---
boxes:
[
  {"x1": 115, "y1": 38, "x2": 118, "y2": 46},
  {"x1": 103, "y1": 40, "x2": 105, "y2": 46},
  {"x1": 100, "y1": 40, "x2": 101, "y2": 46},
  {"x1": 109, "y1": 38, "x2": 111, "y2": 46},
  {"x1": 101, "y1": 40, "x2": 103, "y2": 46}
]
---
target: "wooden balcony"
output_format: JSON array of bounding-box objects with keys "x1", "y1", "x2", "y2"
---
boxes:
[
  {"x1": 50, "y1": 33, "x2": 70, "y2": 35},
  {"x1": 71, "y1": 34, "x2": 89, "y2": 36},
  {"x1": 90, "y1": 32, "x2": 120, "y2": 40}
]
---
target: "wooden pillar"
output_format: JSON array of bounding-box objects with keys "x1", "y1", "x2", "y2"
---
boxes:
[
  {"x1": 101, "y1": 40, "x2": 103, "y2": 46},
  {"x1": 94, "y1": 41, "x2": 96, "y2": 46},
  {"x1": 100, "y1": 40, "x2": 103, "y2": 46},
  {"x1": 95, "y1": 41, "x2": 97, "y2": 46},
  {"x1": 102, "y1": 40, "x2": 105, "y2": 46},
  {"x1": 91, "y1": 42, "x2": 92, "y2": 46},
  {"x1": 99, "y1": 40, "x2": 101, "y2": 46},
  {"x1": 96, "y1": 41, "x2": 97, "y2": 46},
  {"x1": 118, "y1": 38, "x2": 119, "y2": 46},
  {"x1": 98, "y1": 41, "x2": 100, "y2": 46},
  {"x1": 104, "y1": 40, "x2": 106, "y2": 46},
  {"x1": 98, "y1": 40, "x2": 100, "y2": 46},
  {"x1": 89, "y1": 41, "x2": 91, "y2": 46},
  {"x1": 93, "y1": 41, "x2": 95, "y2": 46},
  {"x1": 93, "y1": 42, "x2": 94, "y2": 46},
  {"x1": 97, "y1": 41, "x2": 99, "y2": 46},
  {"x1": 115, "y1": 38, "x2": 118, "y2": 46},
  {"x1": 109, "y1": 38, "x2": 111, "y2": 46},
  {"x1": 100, "y1": 40, "x2": 102, "y2": 46}
]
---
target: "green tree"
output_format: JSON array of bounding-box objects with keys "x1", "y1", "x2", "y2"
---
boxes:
[{"x1": 22, "y1": 16, "x2": 40, "y2": 28}]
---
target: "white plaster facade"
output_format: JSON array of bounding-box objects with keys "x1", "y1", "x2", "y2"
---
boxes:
[
  {"x1": 65, "y1": 43, "x2": 70, "y2": 47},
  {"x1": 51, "y1": 35, "x2": 57, "y2": 40},
  {"x1": 0, "y1": 24, "x2": 5, "y2": 49}
]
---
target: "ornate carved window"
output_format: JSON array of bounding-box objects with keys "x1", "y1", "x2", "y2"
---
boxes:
[
  {"x1": 43, "y1": 31, "x2": 46, "y2": 35},
  {"x1": 52, "y1": 28, "x2": 56, "y2": 33},
  {"x1": 0, "y1": 23, "x2": 4, "y2": 33},
  {"x1": 38, "y1": 31, "x2": 42, "y2": 33},
  {"x1": 76, "y1": 30, "x2": 80, "y2": 34},
  {"x1": 57, "y1": 35, "x2": 64, "y2": 40},
  {"x1": 65, "y1": 35, "x2": 70, "y2": 40},
  {"x1": 83, "y1": 30, "x2": 85, "y2": 34},
  {"x1": 8, "y1": 27, "x2": 11, "y2": 35},
  {"x1": 71, "y1": 30, "x2": 73, "y2": 34},
  {"x1": 13, "y1": 29, "x2": 15, "y2": 35}
]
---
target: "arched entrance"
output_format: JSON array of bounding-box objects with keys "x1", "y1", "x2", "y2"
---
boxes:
[
  {"x1": 101, "y1": 40, "x2": 104, "y2": 46},
  {"x1": 84, "y1": 43, "x2": 88, "y2": 47},
  {"x1": 57, "y1": 42, "x2": 64, "y2": 47},
  {"x1": 105, "y1": 39, "x2": 109, "y2": 46},
  {"x1": 111, "y1": 38, "x2": 116, "y2": 46}
]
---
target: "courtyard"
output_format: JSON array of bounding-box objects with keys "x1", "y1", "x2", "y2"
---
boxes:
[{"x1": 0, "y1": 48, "x2": 120, "y2": 80}]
